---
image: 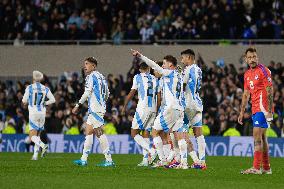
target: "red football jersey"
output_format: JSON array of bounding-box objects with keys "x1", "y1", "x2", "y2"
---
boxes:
[{"x1": 244, "y1": 64, "x2": 273, "y2": 115}]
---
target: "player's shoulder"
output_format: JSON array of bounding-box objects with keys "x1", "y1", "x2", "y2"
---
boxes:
[
  {"x1": 257, "y1": 64, "x2": 271, "y2": 74},
  {"x1": 147, "y1": 73, "x2": 156, "y2": 79},
  {"x1": 133, "y1": 73, "x2": 140, "y2": 80},
  {"x1": 43, "y1": 84, "x2": 51, "y2": 92},
  {"x1": 25, "y1": 84, "x2": 32, "y2": 90},
  {"x1": 184, "y1": 65, "x2": 191, "y2": 73},
  {"x1": 244, "y1": 69, "x2": 250, "y2": 77}
]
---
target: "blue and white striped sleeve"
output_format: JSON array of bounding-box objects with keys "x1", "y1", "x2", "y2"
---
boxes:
[{"x1": 131, "y1": 75, "x2": 138, "y2": 90}]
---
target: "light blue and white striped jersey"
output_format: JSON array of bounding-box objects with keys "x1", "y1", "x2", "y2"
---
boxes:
[
  {"x1": 131, "y1": 73, "x2": 158, "y2": 112},
  {"x1": 160, "y1": 70, "x2": 184, "y2": 111},
  {"x1": 140, "y1": 55, "x2": 184, "y2": 111},
  {"x1": 183, "y1": 64, "x2": 203, "y2": 111},
  {"x1": 22, "y1": 82, "x2": 54, "y2": 114},
  {"x1": 85, "y1": 71, "x2": 109, "y2": 114}
]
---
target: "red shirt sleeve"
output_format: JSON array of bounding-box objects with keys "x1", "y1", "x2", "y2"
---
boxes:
[{"x1": 262, "y1": 67, "x2": 273, "y2": 88}]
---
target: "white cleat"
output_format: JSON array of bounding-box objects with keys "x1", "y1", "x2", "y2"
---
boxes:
[
  {"x1": 137, "y1": 160, "x2": 149, "y2": 167},
  {"x1": 262, "y1": 169, "x2": 272, "y2": 175},
  {"x1": 175, "y1": 162, "x2": 189, "y2": 170},
  {"x1": 241, "y1": 167, "x2": 262, "y2": 174},
  {"x1": 41, "y1": 144, "x2": 48, "y2": 158},
  {"x1": 31, "y1": 156, "x2": 38, "y2": 161},
  {"x1": 151, "y1": 160, "x2": 168, "y2": 168}
]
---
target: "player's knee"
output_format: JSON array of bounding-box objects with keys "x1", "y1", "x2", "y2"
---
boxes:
[
  {"x1": 193, "y1": 127, "x2": 202, "y2": 137},
  {"x1": 254, "y1": 139, "x2": 262, "y2": 146},
  {"x1": 152, "y1": 129, "x2": 159, "y2": 137},
  {"x1": 131, "y1": 129, "x2": 139, "y2": 138},
  {"x1": 94, "y1": 127, "x2": 104, "y2": 137},
  {"x1": 85, "y1": 129, "x2": 93, "y2": 136},
  {"x1": 142, "y1": 131, "x2": 150, "y2": 138}
]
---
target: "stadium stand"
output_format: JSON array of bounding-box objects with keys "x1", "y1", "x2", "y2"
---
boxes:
[{"x1": 0, "y1": 0, "x2": 284, "y2": 42}]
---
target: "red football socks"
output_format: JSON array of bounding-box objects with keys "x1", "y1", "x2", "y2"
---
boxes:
[
  {"x1": 262, "y1": 151, "x2": 271, "y2": 170},
  {"x1": 253, "y1": 151, "x2": 262, "y2": 170}
]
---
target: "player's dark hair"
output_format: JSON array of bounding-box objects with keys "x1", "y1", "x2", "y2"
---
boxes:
[
  {"x1": 139, "y1": 62, "x2": 149, "y2": 70},
  {"x1": 163, "y1": 55, "x2": 177, "y2": 66},
  {"x1": 245, "y1": 47, "x2": 257, "y2": 55},
  {"x1": 85, "y1": 57, "x2": 98, "y2": 66},
  {"x1": 181, "y1": 49, "x2": 195, "y2": 59},
  {"x1": 156, "y1": 61, "x2": 163, "y2": 67}
]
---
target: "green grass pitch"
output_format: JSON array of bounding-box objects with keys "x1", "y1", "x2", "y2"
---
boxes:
[{"x1": 0, "y1": 153, "x2": 284, "y2": 189}]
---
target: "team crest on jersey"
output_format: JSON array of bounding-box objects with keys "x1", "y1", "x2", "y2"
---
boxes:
[
  {"x1": 247, "y1": 77, "x2": 250, "y2": 80},
  {"x1": 255, "y1": 75, "x2": 258, "y2": 80},
  {"x1": 268, "y1": 77, "x2": 272, "y2": 82}
]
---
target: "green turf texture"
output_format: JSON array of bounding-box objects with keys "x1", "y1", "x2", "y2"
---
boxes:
[{"x1": 0, "y1": 153, "x2": 283, "y2": 189}]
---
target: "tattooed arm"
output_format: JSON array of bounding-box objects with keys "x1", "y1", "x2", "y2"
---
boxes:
[{"x1": 266, "y1": 86, "x2": 273, "y2": 121}]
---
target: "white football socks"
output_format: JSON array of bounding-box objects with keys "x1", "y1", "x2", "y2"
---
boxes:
[
  {"x1": 31, "y1": 136, "x2": 45, "y2": 148},
  {"x1": 153, "y1": 136, "x2": 165, "y2": 161},
  {"x1": 197, "y1": 135, "x2": 206, "y2": 163},
  {"x1": 178, "y1": 139, "x2": 188, "y2": 164},
  {"x1": 189, "y1": 150, "x2": 199, "y2": 164},
  {"x1": 33, "y1": 144, "x2": 40, "y2": 157},
  {"x1": 98, "y1": 134, "x2": 112, "y2": 162},
  {"x1": 134, "y1": 134, "x2": 151, "y2": 152},
  {"x1": 81, "y1": 135, "x2": 93, "y2": 161},
  {"x1": 142, "y1": 138, "x2": 150, "y2": 160},
  {"x1": 163, "y1": 144, "x2": 171, "y2": 159}
]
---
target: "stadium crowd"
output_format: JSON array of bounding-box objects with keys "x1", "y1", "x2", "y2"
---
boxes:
[
  {"x1": 0, "y1": 56, "x2": 283, "y2": 137},
  {"x1": 0, "y1": 0, "x2": 284, "y2": 43}
]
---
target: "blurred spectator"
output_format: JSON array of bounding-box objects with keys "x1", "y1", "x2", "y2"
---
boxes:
[{"x1": 1, "y1": 0, "x2": 284, "y2": 42}]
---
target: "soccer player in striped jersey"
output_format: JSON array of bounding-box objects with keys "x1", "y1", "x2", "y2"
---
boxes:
[
  {"x1": 73, "y1": 57, "x2": 114, "y2": 167},
  {"x1": 131, "y1": 49, "x2": 188, "y2": 169},
  {"x1": 122, "y1": 62, "x2": 158, "y2": 166},
  {"x1": 22, "y1": 71, "x2": 55, "y2": 160},
  {"x1": 180, "y1": 49, "x2": 207, "y2": 169}
]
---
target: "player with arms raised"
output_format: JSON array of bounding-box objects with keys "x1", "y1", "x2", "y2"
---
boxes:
[
  {"x1": 238, "y1": 48, "x2": 273, "y2": 174},
  {"x1": 131, "y1": 49, "x2": 188, "y2": 169},
  {"x1": 22, "y1": 71, "x2": 55, "y2": 160},
  {"x1": 73, "y1": 57, "x2": 115, "y2": 167}
]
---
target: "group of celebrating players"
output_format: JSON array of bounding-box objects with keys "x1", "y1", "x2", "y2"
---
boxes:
[{"x1": 22, "y1": 47, "x2": 273, "y2": 174}]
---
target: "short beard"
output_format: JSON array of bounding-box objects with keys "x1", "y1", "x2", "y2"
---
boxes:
[{"x1": 250, "y1": 61, "x2": 257, "y2": 68}]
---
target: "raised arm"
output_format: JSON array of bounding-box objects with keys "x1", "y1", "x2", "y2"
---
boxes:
[{"x1": 131, "y1": 49, "x2": 171, "y2": 76}]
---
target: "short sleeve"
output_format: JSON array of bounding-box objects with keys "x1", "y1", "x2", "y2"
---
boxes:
[
  {"x1": 131, "y1": 75, "x2": 138, "y2": 90},
  {"x1": 244, "y1": 74, "x2": 249, "y2": 91},
  {"x1": 262, "y1": 67, "x2": 273, "y2": 88},
  {"x1": 22, "y1": 87, "x2": 29, "y2": 103},
  {"x1": 183, "y1": 67, "x2": 190, "y2": 84},
  {"x1": 85, "y1": 75, "x2": 93, "y2": 91}
]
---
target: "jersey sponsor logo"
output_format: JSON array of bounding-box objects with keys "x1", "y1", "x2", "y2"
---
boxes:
[{"x1": 255, "y1": 121, "x2": 259, "y2": 124}]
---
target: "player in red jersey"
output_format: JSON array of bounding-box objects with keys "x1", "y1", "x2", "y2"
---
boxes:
[{"x1": 238, "y1": 47, "x2": 273, "y2": 174}]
